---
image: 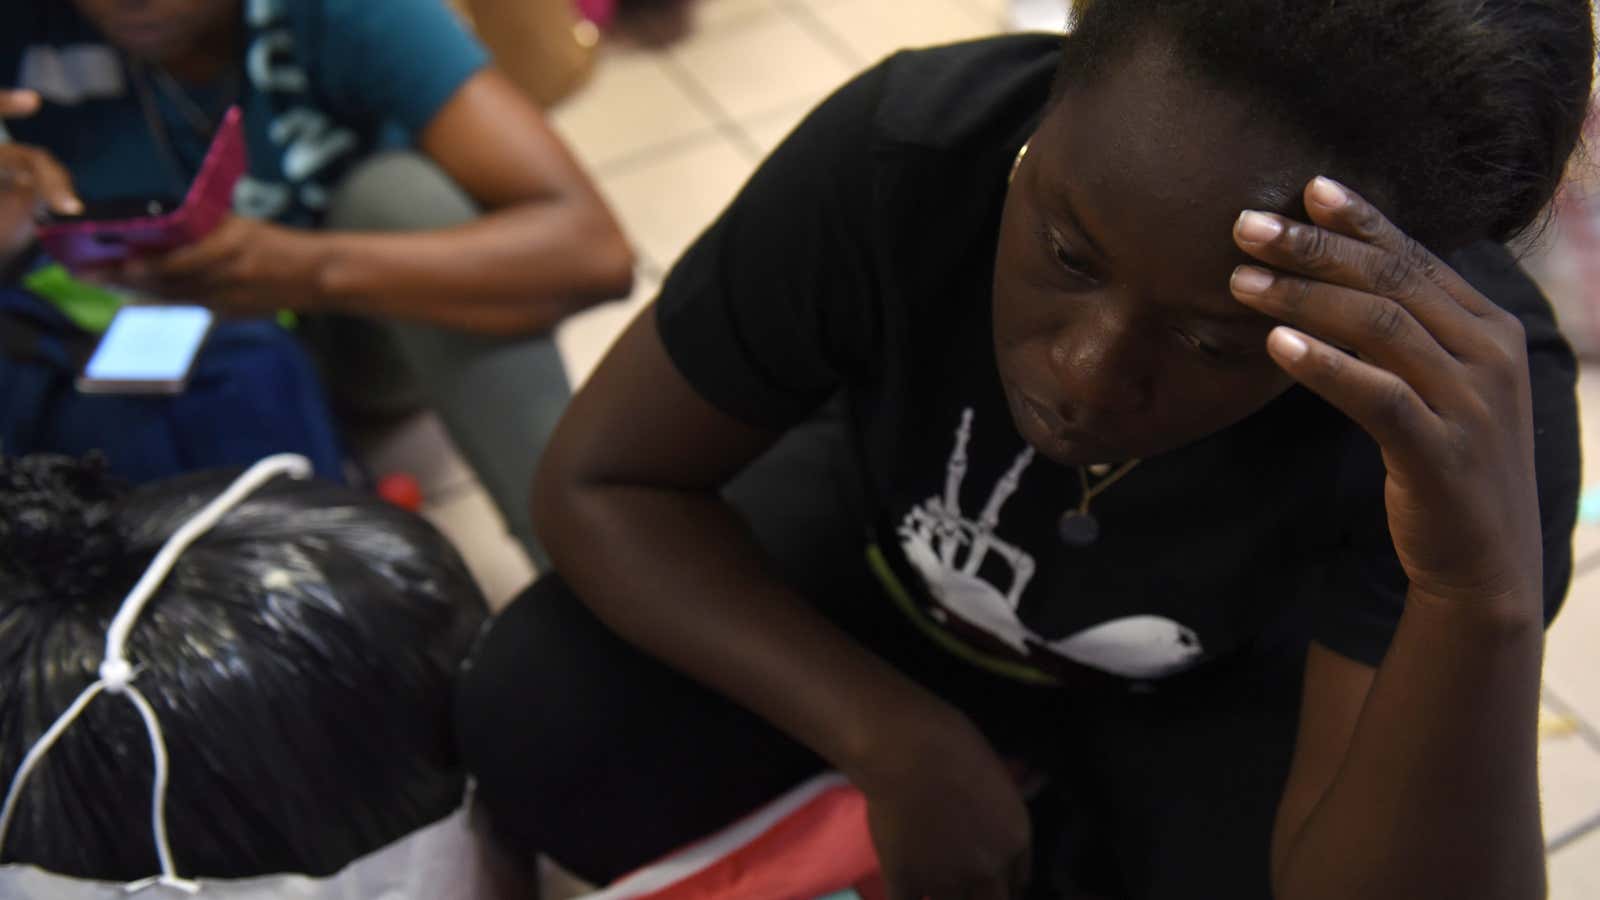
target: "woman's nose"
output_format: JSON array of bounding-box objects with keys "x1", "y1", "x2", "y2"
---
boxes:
[{"x1": 1048, "y1": 313, "x2": 1150, "y2": 417}]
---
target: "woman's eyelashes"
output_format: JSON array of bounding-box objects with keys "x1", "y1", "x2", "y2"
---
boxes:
[
  {"x1": 1171, "y1": 326, "x2": 1261, "y2": 365},
  {"x1": 1036, "y1": 226, "x2": 1096, "y2": 283},
  {"x1": 1031, "y1": 221, "x2": 1259, "y2": 365},
  {"x1": 1172, "y1": 327, "x2": 1229, "y2": 361}
]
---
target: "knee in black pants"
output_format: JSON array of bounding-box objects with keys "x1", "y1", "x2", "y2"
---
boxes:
[{"x1": 455, "y1": 574, "x2": 824, "y2": 885}]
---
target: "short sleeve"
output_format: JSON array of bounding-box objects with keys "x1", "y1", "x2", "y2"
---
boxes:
[
  {"x1": 317, "y1": 0, "x2": 490, "y2": 135},
  {"x1": 654, "y1": 62, "x2": 891, "y2": 430},
  {"x1": 1301, "y1": 241, "x2": 1581, "y2": 667}
]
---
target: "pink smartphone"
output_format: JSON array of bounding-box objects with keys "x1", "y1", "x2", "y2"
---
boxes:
[{"x1": 37, "y1": 105, "x2": 247, "y2": 269}]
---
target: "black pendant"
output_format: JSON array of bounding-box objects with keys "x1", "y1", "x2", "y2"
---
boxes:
[{"x1": 1057, "y1": 510, "x2": 1100, "y2": 547}]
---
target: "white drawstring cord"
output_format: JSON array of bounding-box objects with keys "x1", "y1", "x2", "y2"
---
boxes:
[{"x1": 0, "y1": 454, "x2": 314, "y2": 894}]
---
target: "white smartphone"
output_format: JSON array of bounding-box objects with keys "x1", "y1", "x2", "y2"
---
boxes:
[{"x1": 76, "y1": 304, "x2": 215, "y2": 395}]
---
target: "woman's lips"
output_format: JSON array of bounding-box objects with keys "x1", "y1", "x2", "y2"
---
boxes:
[
  {"x1": 1020, "y1": 391, "x2": 1069, "y2": 433},
  {"x1": 1013, "y1": 387, "x2": 1126, "y2": 459}
]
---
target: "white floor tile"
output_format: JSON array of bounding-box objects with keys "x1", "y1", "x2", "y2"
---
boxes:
[
  {"x1": 1001, "y1": 0, "x2": 1070, "y2": 32},
  {"x1": 1548, "y1": 365, "x2": 1600, "y2": 726},
  {"x1": 557, "y1": 272, "x2": 660, "y2": 388},
  {"x1": 1547, "y1": 578, "x2": 1600, "y2": 740},
  {"x1": 551, "y1": 46, "x2": 718, "y2": 171},
  {"x1": 669, "y1": 11, "x2": 854, "y2": 120},
  {"x1": 807, "y1": 0, "x2": 996, "y2": 67},
  {"x1": 1541, "y1": 701, "x2": 1600, "y2": 843},
  {"x1": 1577, "y1": 366, "x2": 1600, "y2": 491},
  {"x1": 738, "y1": 100, "x2": 815, "y2": 155},
  {"x1": 1551, "y1": 826, "x2": 1600, "y2": 900},
  {"x1": 694, "y1": 0, "x2": 783, "y2": 30},
  {"x1": 353, "y1": 410, "x2": 475, "y2": 499},
  {"x1": 597, "y1": 136, "x2": 755, "y2": 271},
  {"x1": 423, "y1": 484, "x2": 536, "y2": 612},
  {"x1": 961, "y1": 0, "x2": 1019, "y2": 29}
]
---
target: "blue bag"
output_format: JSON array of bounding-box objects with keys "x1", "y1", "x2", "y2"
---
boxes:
[{"x1": 0, "y1": 289, "x2": 346, "y2": 484}]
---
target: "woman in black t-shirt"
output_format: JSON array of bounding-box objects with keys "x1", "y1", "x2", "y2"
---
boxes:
[{"x1": 458, "y1": 3, "x2": 1595, "y2": 898}]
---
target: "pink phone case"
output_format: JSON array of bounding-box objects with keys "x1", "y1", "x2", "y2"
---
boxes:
[{"x1": 38, "y1": 106, "x2": 248, "y2": 269}]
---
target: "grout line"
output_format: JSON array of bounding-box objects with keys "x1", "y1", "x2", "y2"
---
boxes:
[
  {"x1": 1550, "y1": 808, "x2": 1600, "y2": 854},
  {"x1": 655, "y1": 54, "x2": 731, "y2": 124},
  {"x1": 965, "y1": 0, "x2": 1011, "y2": 32},
  {"x1": 777, "y1": 0, "x2": 866, "y2": 70},
  {"x1": 1572, "y1": 544, "x2": 1600, "y2": 581},
  {"x1": 724, "y1": 119, "x2": 769, "y2": 163},
  {"x1": 1538, "y1": 687, "x2": 1600, "y2": 851},
  {"x1": 655, "y1": 5, "x2": 780, "y2": 124},
  {"x1": 939, "y1": 0, "x2": 1012, "y2": 35},
  {"x1": 717, "y1": 118, "x2": 766, "y2": 164},
  {"x1": 635, "y1": 256, "x2": 666, "y2": 283},
  {"x1": 654, "y1": 49, "x2": 767, "y2": 163},
  {"x1": 593, "y1": 126, "x2": 730, "y2": 179},
  {"x1": 426, "y1": 475, "x2": 483, "y2": 507},
  {"x1": 689, "y1": 1, "x2": 777, "y2": 34},
  {"x1": 1543, "y1": 687, "x2": 1600, "y2": 756}
]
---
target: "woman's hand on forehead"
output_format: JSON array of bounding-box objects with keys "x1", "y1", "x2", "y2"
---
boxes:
[{"x1": 1226, "y1": 178, "x2": 1542, "y2": 618}]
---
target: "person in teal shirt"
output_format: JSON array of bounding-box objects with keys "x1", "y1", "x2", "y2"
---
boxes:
[{"x1": 0, "y1": 0, "x2": 635, "y2": 566}]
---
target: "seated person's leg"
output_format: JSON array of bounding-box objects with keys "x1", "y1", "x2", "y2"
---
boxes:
[
  {"x1": 457, "y1": 570, "x2": 828, "y2": 885},
  {"x1": 322, "y1": 153, "x2": 572, "y2": 567},
  {"x1": 456, "y1": 410, "x2": 866, "y2": 882},
  {"x1": 459, "y1": 405, "x2": 1069, "y2": 888}
]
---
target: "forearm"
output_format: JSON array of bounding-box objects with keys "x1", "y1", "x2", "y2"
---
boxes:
[
  {"x1": 312, "y1": 203, "x2": 634, "y2": 335},
  {"x1": 541, "y1": 482, "x2": 965, "y2": 779},
  {"x1": 1275, "y1": 592, "x2": 1546, "y2": 900}
]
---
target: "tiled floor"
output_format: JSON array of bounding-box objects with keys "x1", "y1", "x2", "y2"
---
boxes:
[{"x1": 358, "y1": 0, "x2": 1600, "y2": 894}]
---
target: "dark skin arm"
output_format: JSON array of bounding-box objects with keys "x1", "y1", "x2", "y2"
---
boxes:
[
  {"x1": 536, "y1": 312, "x2": 1033, "y2": 900},
  {"x1": 110, "y1": 69, "x2": 635, "y2": 335},
  {"x1": 1234, "y1": 179, "x2": 1547, "y2": 900}
]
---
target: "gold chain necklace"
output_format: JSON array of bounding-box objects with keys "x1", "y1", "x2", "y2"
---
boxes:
[{"x1": 1058, "y1": 460, "x2": 1140, "y2": 547}]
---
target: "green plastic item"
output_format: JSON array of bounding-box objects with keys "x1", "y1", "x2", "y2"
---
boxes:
[
  {"x1": 21, "y1": 263, "x2": 300, "y2": 332},
  {"x1": 22, "y1": 264, "x2": 125, "y2": 333}
]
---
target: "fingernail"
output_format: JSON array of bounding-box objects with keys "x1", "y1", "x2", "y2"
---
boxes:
[
  {"x1": 1231, "y1": 266, "x2": 1274, "y2": 295},
  {"x1": 1236, "y1": 211, "x2": 1283, "y2": 243},
  {"x1": 56, "y1": 197, "x2": 83, "y2": 215},
  {"x1": 1310, "y1": 176, "x2": 1348, "y2": 210},
  {"x1": 1269, "y1": 327, "x2": 1309, "y2": 361}
]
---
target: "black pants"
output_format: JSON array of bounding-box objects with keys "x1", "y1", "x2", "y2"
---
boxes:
[{"x1": 455, "y1": 412, "x2": 1310, "y2": 899}]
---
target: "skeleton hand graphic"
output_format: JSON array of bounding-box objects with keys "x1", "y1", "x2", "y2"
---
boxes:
[
  {"x1": 899, "y1": 410, "x2": 1038, "y2": 653},
  {"x1": 897, "y1": 409, "x2": 1206, "y2": 679}
]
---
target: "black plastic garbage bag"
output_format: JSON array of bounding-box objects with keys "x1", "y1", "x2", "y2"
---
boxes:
[{"x1": 0, "y1": 453, "x2": 489, "y2": 882}]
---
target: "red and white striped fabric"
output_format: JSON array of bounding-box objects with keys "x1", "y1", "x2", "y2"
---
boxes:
[{"x1": 577, "y1": 774, "x2": 886, "y2": 900}]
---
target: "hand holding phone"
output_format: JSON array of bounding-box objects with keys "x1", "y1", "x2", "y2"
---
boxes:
[
  {"x1": 37, "y1": 106, "x2": 246, "y2": 270},
  {"x1": 0, "y1": 89, "x2": 83, "y2": 269}
]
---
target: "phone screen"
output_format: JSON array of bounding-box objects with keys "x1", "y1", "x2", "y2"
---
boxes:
[{"x1": 79, "y1": 305, "x2": 214, "y2": 393}]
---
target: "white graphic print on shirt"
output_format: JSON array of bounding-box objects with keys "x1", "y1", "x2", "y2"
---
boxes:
[{"x1": 897, "y1": 408, "x2": 1205, "y2": 679}]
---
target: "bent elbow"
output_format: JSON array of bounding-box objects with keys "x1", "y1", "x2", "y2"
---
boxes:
[{"x1": 583, "y1": 221, "x2": 637, "y2": 302}]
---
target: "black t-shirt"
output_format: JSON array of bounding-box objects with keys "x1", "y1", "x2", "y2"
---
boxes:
[{"x1": 657, "y1": 35, "x2": 1581, "y2": 685}]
